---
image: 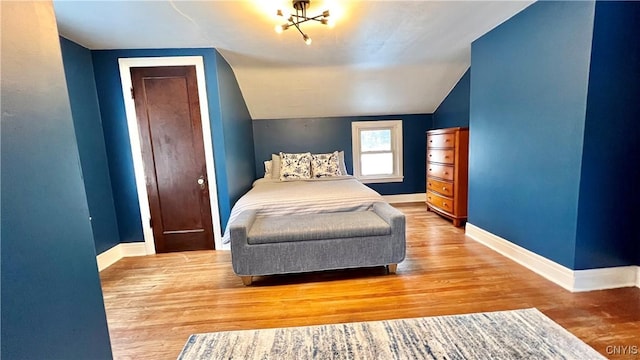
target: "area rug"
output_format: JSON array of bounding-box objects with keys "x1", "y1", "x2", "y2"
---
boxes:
[{"x1": 178, "y1": 308, "x2": 604, "y2": 359}]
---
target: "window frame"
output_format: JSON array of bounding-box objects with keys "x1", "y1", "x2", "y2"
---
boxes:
[{"x1": 351, "y1": 120, "x2": 403, "y2": 184}]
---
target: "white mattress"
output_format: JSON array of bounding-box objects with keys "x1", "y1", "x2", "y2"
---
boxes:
[{"x1": 222, "y1": 176, "x2": 384, "y2": 244}]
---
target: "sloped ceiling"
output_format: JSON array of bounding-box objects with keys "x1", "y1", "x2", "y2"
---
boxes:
[{"x1": 53, "y1": 0, "x2": 533, "y2": 119}]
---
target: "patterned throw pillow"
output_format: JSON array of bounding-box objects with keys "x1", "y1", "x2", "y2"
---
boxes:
[
  {"x1": 311, "y1": 151, "x2": 342, "y2": 178},
  {"x1": 279, "y1": 152, "x2": 312, "y2": 181}
]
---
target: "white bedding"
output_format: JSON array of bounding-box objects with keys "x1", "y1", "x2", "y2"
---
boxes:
[{"x1": 222, "y1": 176, "x2": 384, "y2": 244}]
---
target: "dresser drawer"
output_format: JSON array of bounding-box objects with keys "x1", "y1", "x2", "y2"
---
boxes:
[
  {"x1": 427, "y1": 163, "x2": 454, "y2": 181},
  {"x1": 427, "y1": 191, "x2": 455, "y2": 213},
  {"x1": 427, "y1": 149, "x2": 455, "y2": 164},
  {"x1": 427, "y1": 133, "x2": 456, "y2": 148},
  {"x1": 427, "y1": 178, "x2": 454, "y2": 197}
]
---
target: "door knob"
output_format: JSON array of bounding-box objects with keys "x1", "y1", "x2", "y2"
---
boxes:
[{"x1": 197, "y1": 176, "x2": 206, "y2": 189}]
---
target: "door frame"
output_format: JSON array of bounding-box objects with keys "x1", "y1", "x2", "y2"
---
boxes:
[{"x1": 118, "y1": 56, "x2": 222, "y2": 253}]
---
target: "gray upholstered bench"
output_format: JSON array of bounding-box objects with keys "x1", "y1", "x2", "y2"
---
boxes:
[{"x1": 229, "y1": 202, "x2": 405, "y2": 285}]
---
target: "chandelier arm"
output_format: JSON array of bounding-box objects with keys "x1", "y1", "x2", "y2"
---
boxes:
[
  {"x1": 289, "y1": 16, "x2": 325, "y2": 27},
  {"x1": 292, "y1": 21, "x2": 306, "y2": 37},
  {"x1": 307, "y1": 14, "x2": 327, "y2": 22},
  {"x1": 288, "y1": 13, "x2": 327, "y2": 22},
  {"x1": 289, "y1": 14, "x2": 312, "y2": 21}
]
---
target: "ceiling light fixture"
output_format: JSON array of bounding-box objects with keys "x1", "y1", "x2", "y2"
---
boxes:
[{"x1": 275, "y1": 0, "x2": 330, "y2": 45}]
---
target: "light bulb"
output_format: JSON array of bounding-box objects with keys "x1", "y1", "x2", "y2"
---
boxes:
[
  {"x1": 321, "y1": 18, "x2": 335, "y2": 28},
  {"x1": 275, "y1": 23, "x2": 290, "y2": 33},
  {"x1": 326, "y1": 18, "x2": 335, "y2": 28},
  {"x1": 303, "y1": 34, "x2": 312, "y2": 45}
]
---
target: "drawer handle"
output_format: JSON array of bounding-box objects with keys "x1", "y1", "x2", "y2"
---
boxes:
[
  {"x1": 429, "y1": 154, "x2": 432, "y2": 157},
  {"x1": 444, "y1": 172, "x2": 449, "y2": 175},
  {"x1": 442, "y1": 187, "x2": 447, "y2": 191},
  {"x1": 445, "y1": 139, "x2": 450, "y2": 142},
  {"x1": 443, "y1": 202, "x2": 448, "y2": 207}
]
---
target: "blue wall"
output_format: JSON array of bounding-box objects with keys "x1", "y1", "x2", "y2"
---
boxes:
[
  {"x1": 469, "y1": 1, "x2": 595, "y2": 268},
  {"x1": 433, "y1": 69, "x2": 470, "y2": 129},
  {"x1": 1, "y1": 2, "x2": 112, "y2": 358},
  {"x1": 214, "y1": 51, "x2": 256, "y2": 223},
  {"x1": 575, "y1": 1, "x2": 640, "y2": 269},
  {"x1": 92, "y1": 49, "x2": 253, "y2": 242},
  {"x1": 252, "y1": 114, "x2": 432, "y2": 195},
  {"x1": 60, "y1": 37, "x2": 121, "y2": 254}
]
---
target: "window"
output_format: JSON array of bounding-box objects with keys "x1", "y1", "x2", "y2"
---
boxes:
[{"x1": 351, "y1": 120, "x2": 403, "y2": 183}]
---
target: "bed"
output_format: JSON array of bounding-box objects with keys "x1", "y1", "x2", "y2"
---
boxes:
[
  {"x1": 222, "y1": 176, "x2": 385, "y2": 245},
  {"x1": 223, "y1": 175, "x2": 406, "y2": 285}
]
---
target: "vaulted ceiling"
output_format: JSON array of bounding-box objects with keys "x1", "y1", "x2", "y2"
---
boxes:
[{"x1": 53, "y1": 0, "x2": 533, "y2": 119}]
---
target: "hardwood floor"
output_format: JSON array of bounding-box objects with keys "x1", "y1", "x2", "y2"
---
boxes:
[{"x1": 100, "y1": 203, "x2": 640, "y2": 359}]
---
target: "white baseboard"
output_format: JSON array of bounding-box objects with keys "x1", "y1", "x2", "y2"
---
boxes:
[
  {"x1": 573, "y1": 266, "x2": 638, "y2": 292},
  {"x1": 96, "y1": 242, "x2": 147, "y2": 271},
  {"x1": 465, "y1": 223, "x2": 575, "y2": 291},
  {"x1": 383, "y1": 193, "x2": 425, "y2": 204},
  {"x1": 119, "y1": 242, "x2": 148, "y2": 257},
  {"x1": 465, "y1": 223, "x2": 640, "y2": 292},
  {"x1": 96, "y1": 245, "x2": 123, "y2": 272}
]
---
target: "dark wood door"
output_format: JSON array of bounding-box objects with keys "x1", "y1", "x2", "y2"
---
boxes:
[{"x1": 131, "y1": 66, "x2": 214, "y2": 252}]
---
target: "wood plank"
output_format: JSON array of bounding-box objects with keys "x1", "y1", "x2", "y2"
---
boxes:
[{"x1": 100, "y1": 204, "x2": 640, "y2": 359}]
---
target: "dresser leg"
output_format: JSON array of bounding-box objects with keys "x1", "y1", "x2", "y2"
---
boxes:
[{"x1": 453, "y1": 219, "x2": 461, "y2": 227}]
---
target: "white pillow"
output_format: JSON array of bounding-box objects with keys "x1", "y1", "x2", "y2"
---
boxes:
[
  {"x1": 263, "y1": 160, "x2": 272, "y2": 178},
  {"x1": 338, "y1": 150, "x2": 348, "y2": 175},
  {"x1": 311, "y1": 151, "x2": 342, "y2": 178},
  {"x1": 271, "y1": 154, "x2": 281, "y2": 180},
  {"x1": 279, "y1": 152, "x2": 312, "y2": 181}
]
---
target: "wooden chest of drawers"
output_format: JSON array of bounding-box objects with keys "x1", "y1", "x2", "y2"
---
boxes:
[{"x1": 426, "y1": 127, "x2": 469, "y2": 227}]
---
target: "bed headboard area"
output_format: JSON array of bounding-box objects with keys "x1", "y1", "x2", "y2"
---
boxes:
[
  {"x1": 253, "y1": 117, "x2": 354, "y2": 177},
  {"x1": 252, "y1": 115, "x2": 433, "y2": 196}
]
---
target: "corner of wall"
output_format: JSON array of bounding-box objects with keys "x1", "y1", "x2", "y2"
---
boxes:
[
  {"x1": 432, "y1": 67, "x2": 470, "y2": 129},
  {"x1": 574, "y1": 0, "x2": 640, "y2": 269},
  {"x1": 466, "y1": 223, "x2": 639, "y2": 292},
  {"x1": 59, "y1": 36, "x2": 122, "y2": 255},
  {"x1": 210, "y1": 48, "x2": 256, "y2": 230},
  {"x1": 96, "y1": 242, "x2": 147, "y2": 271},
  {"x1": 468, "y1": 0, "x2": 596, "y2": 270}
]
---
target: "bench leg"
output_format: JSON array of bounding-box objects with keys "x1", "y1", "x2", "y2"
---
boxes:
[
  {"x1": 387, "y1": 264, "x2": 398, "y2": 274},
  {"x1": 240, "y1": 276, "x2": 253, "y2": 286}
]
